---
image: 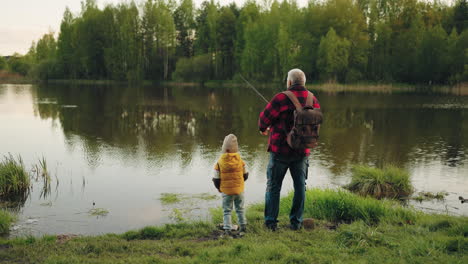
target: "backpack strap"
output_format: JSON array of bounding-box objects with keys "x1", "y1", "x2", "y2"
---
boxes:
[
  {"x1": 283, "y1": 91, "x2": 302, "y2": 111},
  {"x1": 305, "y1": 91, "x2": 314, "y2": 107},
  {"x1": 283, "y1": 91, "x2": 315, "y2": 110}
]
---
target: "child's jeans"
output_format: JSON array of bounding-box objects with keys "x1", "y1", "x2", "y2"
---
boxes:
[{"x1": 222, "y1": 192, "x2": 246, "y2": 230}]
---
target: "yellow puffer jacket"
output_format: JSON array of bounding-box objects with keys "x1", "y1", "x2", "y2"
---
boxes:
[{"x1": 216, "y1": 153, "x2": 245, "y2": 195}]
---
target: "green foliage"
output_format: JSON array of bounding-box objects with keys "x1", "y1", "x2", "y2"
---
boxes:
[
  {"x1": 172, "y1": 54, "x2": 211, "y2": 82},
  {"x1": 337, "y1": 220, "x2": 393, "y2": 248},
  {"x1": 159, "y1": 193, "x2": 182, "y2": 204},
  {"x1": 7, "y1": 54, "x2": 32, "y2": 76},
  {"x1": 412, "y1": 191, "x2": 448, "y2": 202},
  {"x1": 317, "y1": 28, "x2": 351, "y2": 82},
  {"x1": 345, "y1": 165, "x2": 413, "y2": 199},
  {"x1": 280, "y1": 188, "x2": 416, "y2": 224},
  {"x1": 88, "y1": 208, "x2": 109, "y2": 216},
  {"x1": 174, "y1": 0, "x2": 195, "y2": 57},
  {"x1": 20, "y1": 0, "x2": 468, "y2": 84},
  {"x1": 0, "y1": 56, "x2": 7, "y2": 70},
  {"x1": 453, "y1": 0, "x2": 468, "y2": 33},
  {"x1": 0, "y1": 209, "x2": 15, "y2": 235},
  {"x1": 0, "y1": 154, "x2": 30, "y2": 200},
  {"x1": 1, "y1": 195, "x2": 467, "y2": 263}
]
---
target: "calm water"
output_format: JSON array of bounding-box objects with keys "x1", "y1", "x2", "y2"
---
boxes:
[{"x1": 1, "y1": 83, "x2": 467, "y2": 236}]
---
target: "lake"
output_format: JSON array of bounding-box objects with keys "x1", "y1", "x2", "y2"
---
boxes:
[{"x1": 1, "y1": 83, "x2": 467, "y2": 236}]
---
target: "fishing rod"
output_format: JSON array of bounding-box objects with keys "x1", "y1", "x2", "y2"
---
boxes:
[{"x1": 239, "y1": 74, "x2": 269, "y2": 104}]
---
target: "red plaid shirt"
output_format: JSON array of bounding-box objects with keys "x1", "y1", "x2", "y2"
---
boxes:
[{"x1": 258, "y1": 85, "x2": 321, "y2": 156}]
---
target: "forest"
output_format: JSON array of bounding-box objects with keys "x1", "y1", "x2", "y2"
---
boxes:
[{"x1": 1, "y1": 0, "x2": 467, "y2": 84}]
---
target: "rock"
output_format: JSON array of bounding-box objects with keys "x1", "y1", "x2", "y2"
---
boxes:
[{"x1": 303, "y1": 218, "x2": 315, "y2": 230}]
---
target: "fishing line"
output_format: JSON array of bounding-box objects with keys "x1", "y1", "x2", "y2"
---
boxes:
[{"x1": 239, "y1": 74, "x2": 269, "y2": 104}]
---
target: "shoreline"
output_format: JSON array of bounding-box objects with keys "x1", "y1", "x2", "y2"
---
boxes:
[
  {"x1": 2, "y1": 79, "x2": 467, "y2": 94},
  {"x1": 0, "y1": 188, "x2": 467, "y2": 263}
]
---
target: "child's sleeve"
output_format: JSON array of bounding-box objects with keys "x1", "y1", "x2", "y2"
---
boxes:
[
  {"x1": 213, "y1": 163, "x2": 220, "y2": 179},
  {"x1": 212, "y1": 163, "x2": 221, "y2": 191},
  {"x1": 242, "y1": 160, "x2": 249, "y2": 181}
]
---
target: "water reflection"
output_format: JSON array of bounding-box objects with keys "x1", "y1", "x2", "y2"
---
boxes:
[{"x1": 1, "y1": 83, "x2": 467, "y2": 235}]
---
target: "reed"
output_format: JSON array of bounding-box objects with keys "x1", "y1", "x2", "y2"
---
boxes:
[
  {"x1": 38, "y1": 156, "x2": 51, "y2": 199},
  {"x1": 345, "y1": 165, "x2": 413, "y2": 199},
  {"x1": 0, "y1": 154, "x2": 30, "y2": 200}
]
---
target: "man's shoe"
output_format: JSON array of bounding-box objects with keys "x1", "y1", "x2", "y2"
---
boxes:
[{"x1": 265, "y1": 223, "x2": 278, "y2": 231}]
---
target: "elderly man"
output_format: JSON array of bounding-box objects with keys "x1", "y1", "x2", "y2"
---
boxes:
[{"x1": 258, "y1": 69, "x2": 320, "y2": 231}]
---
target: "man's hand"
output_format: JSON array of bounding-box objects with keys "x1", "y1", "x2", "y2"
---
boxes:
[{"x1": 260, "y1": 128, "x2": 270, "y2": 136}]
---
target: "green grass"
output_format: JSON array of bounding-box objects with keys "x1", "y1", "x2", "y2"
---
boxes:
[
  {"x1": 0, "y1": 209, "x2": 15, "y2": 235},
  {"x1": 160, "y1": 193, "x2": 218, "y2": 205},
  {"x1": 160, "y1": 193, "x2": 182, "y2": 204},
  {"x1": 0, "y1": 154, "x2": 30, "y2": 200},
  {"x1": 122, "y1": 222, "x2": 214, "y2": 241},
  {"x1": 345, "y1": 165, "x2": 413, "y2": 199},
  {"x1": 412, "y1": 191, "x2": 449, "y2": 202},
  {"x1": 88, "y1": 208, "x2": 109, "y2": 217},
  {"x1": 281, "y1": 188, "x2": 416, "y2": 224},
  {"x1": 0, "y1": 189, "x2": 466, "y2": 263},
  {"x1": 192, "y1": 193, "x2": 217, "y2": 201}
]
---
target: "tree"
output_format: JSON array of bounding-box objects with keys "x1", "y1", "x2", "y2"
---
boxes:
[
  {"x1": 7, "y1": 54, "x2": 32, "y2": 76},
  {"x1": 56, "y1": 7, "x2": 76, "y2": 78},
  {"x1": 235, "y1": 1, "x2": 260, "y2": 77},
  {"x1": 317, "y1": 28, "x2": 351, "y2": 82},
  {"x1": 142, "y1": 0, "x2": 176, "y2": 80},
  {"x1": 174, "y1": 0, "x2": 195, "y2": 57},
  {"x1": 453, "y1": 0, "x2": 468, "y2": 33},
  {"x1": 216, "y1": 7, "x2": 237, "y2": 79},
  {"x1": 35, "y1": 32, "x2": 57, "y2": 62},
  {"x1": 172, "y1": 54, "x2": 211, "y2": 82},
  {"x1": 417, "y1": 24, "x2": 448, "y2": 83},
  {"x1": 391, "y1": 13, "x2": 425, "y2": 83},
  {"x1": 194, "y1": 0, "x2": 219, "y2": 78},
  {"x1": 369, "y1": 21, "x2": 393, "y2": 81},
  {"x1": 0, "y1": 56, "x2": 6, "y2": 70}
]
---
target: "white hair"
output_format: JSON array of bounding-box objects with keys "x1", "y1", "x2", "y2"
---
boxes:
[{"x1": 287, "y1": 68, "x2": 306, "y2": 87}]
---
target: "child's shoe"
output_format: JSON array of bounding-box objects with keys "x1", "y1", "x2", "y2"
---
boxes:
[{"x1": 239, "y1": 224, "x2": 247, "y2": 233}]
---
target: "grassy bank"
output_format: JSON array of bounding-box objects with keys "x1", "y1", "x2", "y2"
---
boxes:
[
  {"x1": 345, "y1": 165, "x2": 413, "y2": 199},
  {"x1": 5, "y1": 78, "x2": 466, "y2": 95},
  {"x1": 0, "y1": 188, "x2": 467, "y2": 263},
  {"x1": 0, "y1": 154, "x2": 30, "y2": 200},
  {"x1": 0, "y1": 210, "x2": 15, "y2": 235}
]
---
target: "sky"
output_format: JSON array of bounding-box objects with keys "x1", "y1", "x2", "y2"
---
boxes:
[{"x1": 0, "y1": 0, "x2": 454, "y2": 56}]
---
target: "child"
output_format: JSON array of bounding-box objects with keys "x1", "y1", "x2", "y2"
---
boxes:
[{"x1": 212, "y1": 134, "x2": 248, "y2": 234}]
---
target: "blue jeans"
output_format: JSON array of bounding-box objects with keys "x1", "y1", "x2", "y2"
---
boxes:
[
  {"x1": 265, "y1": 152, "x2": 308, "y2": 227},
  {"x1": 222, "y1": 192, "x2": 246, "y2": 230}
]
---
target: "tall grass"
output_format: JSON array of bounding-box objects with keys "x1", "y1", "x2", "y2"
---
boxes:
[
  {"x1": 345, "y1": 165, "x2": 413, "y2": 199},
  {"x1": 0, "y1": 154, "x2": 30, "y2": 200},
  {"x1": 0, "y1": 209, "x2": 15, "y2": 235},
  {"x1": 280, "y1": 188, "x2": 416, "y2": 224}
]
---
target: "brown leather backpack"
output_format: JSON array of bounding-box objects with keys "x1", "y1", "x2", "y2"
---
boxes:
[{"x1": 283, "y1": 91, "x2": 323, "y2": 149}]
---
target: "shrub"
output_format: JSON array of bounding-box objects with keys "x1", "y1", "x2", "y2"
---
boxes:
[
  {"x1": 345, "y1": 165, "x2": 413, "y2": 199},
  {"x1": 7, "y1": 55, "x2": 32, "y2": 76},
  {"x1": 172, "y1": 54, "x2": 211, "y2": 82}
]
